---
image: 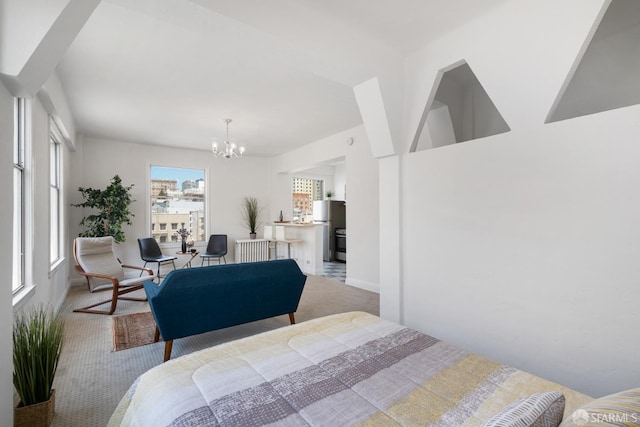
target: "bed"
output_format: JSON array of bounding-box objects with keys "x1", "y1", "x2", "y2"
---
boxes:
[{"x1": 108, "y1": 311, "x2": 591, "y2": 426}]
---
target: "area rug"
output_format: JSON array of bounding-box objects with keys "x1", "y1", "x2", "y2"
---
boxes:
[{"x1": 112, "y1": 312, "x2": 157, "y2": 351}]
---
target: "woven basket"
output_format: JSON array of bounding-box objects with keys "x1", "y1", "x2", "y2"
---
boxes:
[{"x1": 14, "y1": 389, "x2": 56, "y2": 427}]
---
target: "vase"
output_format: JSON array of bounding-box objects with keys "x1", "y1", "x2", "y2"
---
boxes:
[
  {"x1": 14, "y1": 389, "x2": 56, "y2": 427},
  {"x1": 181, "y1": 240, "x2": 187, "y2": 253},
  {"x1": 249, "y1": 233, "x2": 257, "y2": 240}
]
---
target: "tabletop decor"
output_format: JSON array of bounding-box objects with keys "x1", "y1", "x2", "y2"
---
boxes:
[{"x1": 176, "y1": 228, "x2": 190, "y2": 253}]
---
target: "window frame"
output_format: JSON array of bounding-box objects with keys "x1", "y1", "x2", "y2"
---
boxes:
[
  {"x1": 291, "y1": 177, "x2": 324, "y2": 223},
  {"x1": 12, "y1": 99, "x2": 26, "y2": 295},
  {"x1": 49, "y1": 120, "x2": 63, "y2": 267},
  {"x1": 149, "y1": 165, "x2": 207, "y2": 246}
]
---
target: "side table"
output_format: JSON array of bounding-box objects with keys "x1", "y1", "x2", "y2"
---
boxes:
[{"x1": 176, "y1": 251, "x2": 199, "y2": 268}]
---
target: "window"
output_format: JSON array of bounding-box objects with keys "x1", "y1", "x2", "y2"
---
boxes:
[
  {"x1": 13, "y1": 99, "x2": 26, "y2": 294},
  {"x1": 150, "y1": 166, "x2": 206, "y2": 243},
  {"x1": 49, "y1": 121, "x2": 63, "y2": 265},
  {"x1": 292, "y1": 177, "x2": 323, "y2": 222}
]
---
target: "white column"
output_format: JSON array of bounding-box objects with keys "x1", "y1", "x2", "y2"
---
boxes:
[
  {"x1": 378, "y1": 156, "x2": 402, "y2": 323},
  {"x1": 354, "y1": 76, "x2": 403, "y2": 323}
]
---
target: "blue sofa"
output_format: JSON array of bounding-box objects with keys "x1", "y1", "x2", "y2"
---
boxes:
[{"x1": 144, "y1": 259, "x2": 306, "y2": 361}]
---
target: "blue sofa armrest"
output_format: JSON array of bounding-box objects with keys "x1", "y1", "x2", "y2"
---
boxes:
[{"x1": 143, "y1": 280, "x2": 160, "y2": 299}]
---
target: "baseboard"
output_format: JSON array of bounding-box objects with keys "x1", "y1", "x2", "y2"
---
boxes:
[
  {"x1": 345, "y1": 278, "x2": 379, "y2": 293},
  {"x1": 69, "y1": 278, "x2": 85, "y2": 287},
  {"x1": 55, "y1": 284, "x2": 72, "y2": 314}
]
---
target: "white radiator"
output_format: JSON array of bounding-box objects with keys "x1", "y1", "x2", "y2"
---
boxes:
[{"x1": 235, "y1": 239, "x2": 270, "y2": 263}]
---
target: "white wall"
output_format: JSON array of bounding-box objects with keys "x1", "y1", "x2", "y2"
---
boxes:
[
  {"x1": 344, "y1": 130, "x2": 379, "y2": 291},
  {"x1": 0, "y1": 81, "x2": 16, "y2": 427},
  {"x1": 399, "y1": 0, "x2": 639, "y2": 397},
  {"x1": 0, "y1": 0, "x2": 69, "y2": 75},
  {"x1": 334, "y1": 162, "x2": 346, "y2": 201},
  {"x1": 75, "y1": 137, "x2": 271, "y2": 267},
  {"x1": 0, "y1": 84, "x2": 75, "y2": 427},
  {"x1": 31, "y1": 97, "x2": 54, "y2": 306},
  {"x1": 39, "y1": 72, "x2": 76, "y2": 147},
  {"x1": 271, "y1": 125, "x2": 380, "y2": 291}
]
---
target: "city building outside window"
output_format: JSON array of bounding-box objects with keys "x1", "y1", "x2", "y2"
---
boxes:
[
  {"x1": 292, "y1": 177, "x2": 323, "y2": 223},
  {"x1": 150, "y1": 166, "x2": 206, "y2": 244}
]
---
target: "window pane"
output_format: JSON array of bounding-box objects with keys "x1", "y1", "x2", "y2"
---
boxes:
[
  {"x1": 50, "y1": 186, "x2": 59, "y2": 263},
  {"x1": 13, "y1": 167, "x2": 24, "y2": 292},
  {"x1": 13, "y1": 98, "x2": 25, "y2": 294},
  {"x1": 49, "y1": 128, "x2": 62, "y2": 265},
  {"x1": 292, "y1": 178, "x2": 323, "y2": 223},
  {"x1": 150, "y1": 166, "x2": 206, "y2": 243}
]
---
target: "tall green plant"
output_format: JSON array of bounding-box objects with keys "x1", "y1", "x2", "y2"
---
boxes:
[
  {"x1": 241, "y1": 196, "x2": 262, "y2": 234},
  {"x1": 72, "y1": 175, "x2": 135, "y2": 243},
  {"x1": 13, "y1": 306, "x2": 64, "y2": 407}
]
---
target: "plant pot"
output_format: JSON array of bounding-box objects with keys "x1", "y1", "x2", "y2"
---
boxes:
[
  {"x1": 249, "y1": 233, "x2": 257, "y2": 240},
  {"x1": 14, "y1": 389, "x2": 56, "y2": 427}
]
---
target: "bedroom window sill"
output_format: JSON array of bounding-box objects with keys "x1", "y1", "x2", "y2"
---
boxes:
[
  {"x1": 49, "y1": 257, "x2": 65, "y2": 278},
  {"x1": 12, "y1": 284, "x2": 36, "y2": 311}
]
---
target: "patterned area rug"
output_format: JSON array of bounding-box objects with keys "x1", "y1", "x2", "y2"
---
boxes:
[{"x1": 112, "y1": 312, "x2": 157, "y2": 351}]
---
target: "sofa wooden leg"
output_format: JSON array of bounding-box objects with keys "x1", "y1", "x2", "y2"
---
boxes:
[
  {"x1": 154, "y1": 326, "x2": 160, "y2": 343},
  {"x1": 289, "y1": 313, "x2": 295, "y2": 324},
  {"x1": 163, "y1": 340, "x2": 173, "y2": 362}
]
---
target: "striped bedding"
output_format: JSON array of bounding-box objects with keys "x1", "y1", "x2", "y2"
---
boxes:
[{"x1": 108, "y1": 312, "x2": 591, "y2": 426}]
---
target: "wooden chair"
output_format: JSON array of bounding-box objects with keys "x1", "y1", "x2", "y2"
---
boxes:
[{"x1": 73, "y1": 236, "x2": 154, "y2": 315}]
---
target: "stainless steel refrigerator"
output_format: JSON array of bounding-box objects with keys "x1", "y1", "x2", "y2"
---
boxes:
[{"x1": 313, "y1": 200, "x2": 346, "y2": 262}]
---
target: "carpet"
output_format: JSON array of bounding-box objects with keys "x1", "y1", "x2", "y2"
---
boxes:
[
  {"x1": 55, "y1": 277, "x2": 378, "y2": 426},
  {"x1": 112, "y1": 312, "x2": 157, "y2": 351}
]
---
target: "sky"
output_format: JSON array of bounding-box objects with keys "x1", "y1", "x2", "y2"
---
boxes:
[{"x1": 150, "y1": 166, "x2": 204, "y2": 188}]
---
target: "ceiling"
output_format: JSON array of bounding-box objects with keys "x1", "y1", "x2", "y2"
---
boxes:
[{"x1": 56, "y1": 0, "x2": 511, "y2": 156}]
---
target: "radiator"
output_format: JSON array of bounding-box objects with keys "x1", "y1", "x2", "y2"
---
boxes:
[{"x1": 235, "y1": 239, "x2": 270, "y2": 263}]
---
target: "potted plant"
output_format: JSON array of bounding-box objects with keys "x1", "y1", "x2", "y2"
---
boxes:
[
  {"x1": 325, "y1": 191, "x2": 333, "y2": 200},
  {"x1": 13, "y1": 305, "x2": 65, "y2": 427},
  {"x1": 72, "y1": 175, "x2": 135, "y2": 243},
  {"x1": 241, "y1": 196, "x2": 262, "y2": 239}
]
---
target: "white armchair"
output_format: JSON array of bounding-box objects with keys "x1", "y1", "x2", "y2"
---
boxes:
[{"x1": 73, "y1": 236, "x2": 154, "y2": 315}]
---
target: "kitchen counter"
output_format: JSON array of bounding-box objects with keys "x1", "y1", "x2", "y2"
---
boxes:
[{"x1": 266, "y1": 223, "x2": 323, "y2": 275}]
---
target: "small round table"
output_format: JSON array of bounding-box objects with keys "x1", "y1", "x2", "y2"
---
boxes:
[{"x1": 176, "y1": 251, "x2": 199, "y2": 268}]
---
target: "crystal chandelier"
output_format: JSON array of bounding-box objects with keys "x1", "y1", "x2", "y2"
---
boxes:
[{"x1": 212, "y1": 118, "x2": 245, "y2": 159}]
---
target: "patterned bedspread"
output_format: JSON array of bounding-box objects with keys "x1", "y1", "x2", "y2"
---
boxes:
[{"x1": 109, "y1": 312, "x2": 591, "y2": 426}]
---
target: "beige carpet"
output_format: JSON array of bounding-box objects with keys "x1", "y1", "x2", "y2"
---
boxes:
[
  {"x1": 51, "y1": 274, "x2": 379, "y2": 427},
  {"x1": 112, "y1": 312, "x2": 156, "y2": 351}
]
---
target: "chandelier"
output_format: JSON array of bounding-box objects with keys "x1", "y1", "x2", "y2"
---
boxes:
[{"x1": 211, "y1": 118, "x2": 245, "y2": 159}]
